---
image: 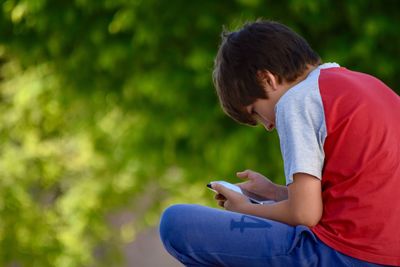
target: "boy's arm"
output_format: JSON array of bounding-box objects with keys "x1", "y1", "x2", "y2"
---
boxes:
[
  {"x1": 212, "y1": 173, "x2": 323, "y2": 227},
  {"x1": 274, "y1": 184, "x2": 289, "y2": 201}
]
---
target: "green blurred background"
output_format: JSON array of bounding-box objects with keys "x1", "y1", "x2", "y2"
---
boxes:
[{"x1": 0, "y1": 0, "x2": 399, "y2": 266}]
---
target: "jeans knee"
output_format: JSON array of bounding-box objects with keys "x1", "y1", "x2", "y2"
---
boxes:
[
  {"x1": 159, "y1": 204, "x2": 188, "y2": 246},
  {"x1": 160, "y1": 204, "x2": 205, "y2": 265}
]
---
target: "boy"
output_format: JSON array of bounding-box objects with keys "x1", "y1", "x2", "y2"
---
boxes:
[{"x1": 159, "y1": 20, "x2": 400, "y2": 266}]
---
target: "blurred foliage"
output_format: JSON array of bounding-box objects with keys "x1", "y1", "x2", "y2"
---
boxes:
[{"x1": 0, "y1": 0, "x2": 399, "y2": 266}]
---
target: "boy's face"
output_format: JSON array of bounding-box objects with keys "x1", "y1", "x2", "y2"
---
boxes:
[
  {"x1": 246, "y1": 71, "x2": 289, "y2": 131},
  {"x1": 246, "y1": 96, "x2": 278, "y2": 131},
  {"x1": 245, "y1": 65, "x2": 317, "y2": 130}
]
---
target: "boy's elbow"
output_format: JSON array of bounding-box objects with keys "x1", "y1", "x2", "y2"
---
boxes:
[
  {"x1": 292, "y1": 209, "x2": 322, "y2": 227},
  {"x1": 301, "y1": 216, "x2": 321, "y2": 228}
]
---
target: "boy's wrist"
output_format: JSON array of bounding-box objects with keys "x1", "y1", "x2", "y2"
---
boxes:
[{"x1": 232, "y1": 199, "x2": 258, "y2": 213}]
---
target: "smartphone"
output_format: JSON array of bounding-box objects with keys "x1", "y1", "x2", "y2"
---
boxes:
[{"x1": 207, "y1": 181, "x2": 264, "y2": 204}]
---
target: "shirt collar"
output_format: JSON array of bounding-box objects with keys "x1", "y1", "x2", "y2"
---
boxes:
[{"x1": 318, "y1": 62, "x2": 340, "y2": 69}]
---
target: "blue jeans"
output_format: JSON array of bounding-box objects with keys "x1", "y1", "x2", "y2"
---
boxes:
[{"x1": 159, "y1": 204, "x2": 387, "y2": 267}]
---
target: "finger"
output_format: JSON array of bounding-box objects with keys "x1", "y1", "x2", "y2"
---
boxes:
[
  {"x1": 236, "y1": 170, "x2": 253, "y2": 190},
  {"x1": 211, "y1": 183, "x2": 233, "y2": 198},
  {"x1": 238, "y1": 170, "x2": 263, "y2": 181},
  {"x1": 213, "y1": 184, "x2": 243, "y2": 203},
  {"x1": 218, "y1": 200, "x2": 225, "y2": 208},
  {"x1": 236, "y1": 170, "x2": 250, "y2": 179},
  {"x1": 214, "y1": 194, "x2": 226, "y2": 201}
]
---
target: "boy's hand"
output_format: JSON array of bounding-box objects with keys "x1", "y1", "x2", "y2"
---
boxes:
[
  {"x1": 211, "y1": 183, "x2": 251, "y2": 212},
  {"x1": 236, "y1": 170, "x2": 279, "y2": 201}
]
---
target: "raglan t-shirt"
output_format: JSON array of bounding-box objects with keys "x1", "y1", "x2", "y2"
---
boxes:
[{"x1": 275, "y1": 63, "x2": 400, "y2": 265}]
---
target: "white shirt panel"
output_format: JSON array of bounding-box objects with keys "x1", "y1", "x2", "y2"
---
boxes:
[{"x1": 275, "y1": 63, "x2": 339, "y2": 185}]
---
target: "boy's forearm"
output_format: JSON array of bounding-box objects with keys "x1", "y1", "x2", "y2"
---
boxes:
[
  {"x1": 239, "y1": 200, "x2": 304, "y2": 227},
  {"x1": 233, "y1": 175, "x2": 322, "y2": 227}
]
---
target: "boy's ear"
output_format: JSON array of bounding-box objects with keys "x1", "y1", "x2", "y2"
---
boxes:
[{"x1": 256, "y1": 70, "x2": 280, "y2": 91}]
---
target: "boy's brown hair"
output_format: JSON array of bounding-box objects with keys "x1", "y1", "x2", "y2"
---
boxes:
[{"x1": 213, "y1": 20, "x2": 321, "y2": 125}]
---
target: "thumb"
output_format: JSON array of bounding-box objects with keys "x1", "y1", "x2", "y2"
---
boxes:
[{"x1": 211, "y1": 183, "x2": 236, "y2": 198}]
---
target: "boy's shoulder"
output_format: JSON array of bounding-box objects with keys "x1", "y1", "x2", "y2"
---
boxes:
[{"x1": 276, "y1": 63, "x2": 341, "y2": 113}]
